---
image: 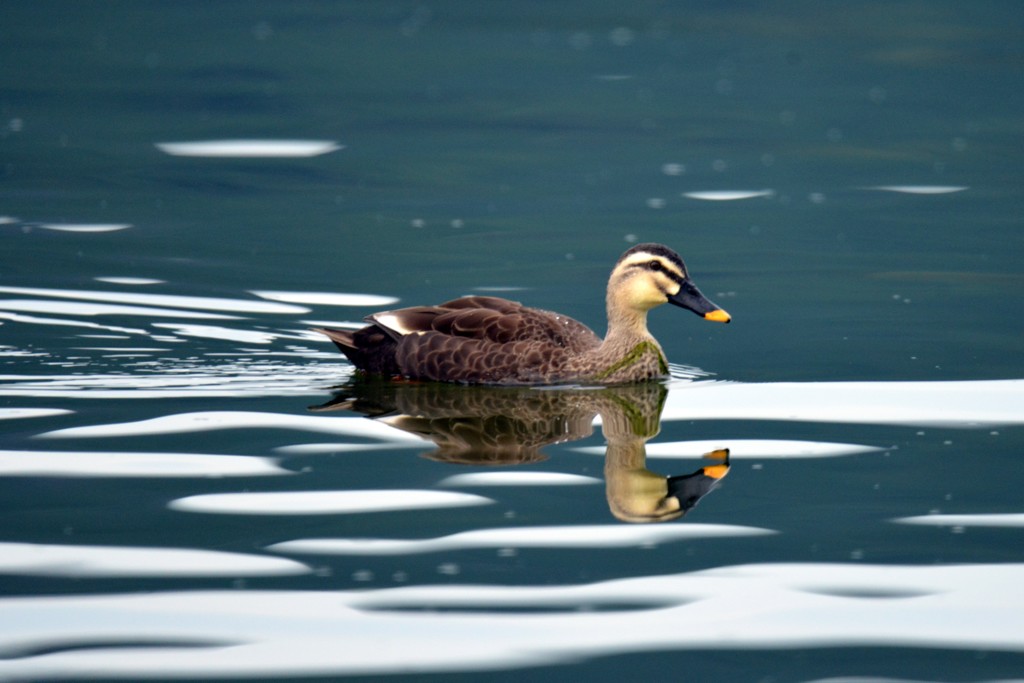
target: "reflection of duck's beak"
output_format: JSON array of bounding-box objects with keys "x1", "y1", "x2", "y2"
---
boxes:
[
  {"x1": 701, "y1": 459, "x2": 730, "y2": 480},
  {"x1": 605, "y1": 448, "x2": 731, "y2": 524},
  {"x1": 668, "y1": 280, "x2": 731, "y2": 323},
  {"x1": 666, "y1": 448, "x2": 731, "y2": 513}
]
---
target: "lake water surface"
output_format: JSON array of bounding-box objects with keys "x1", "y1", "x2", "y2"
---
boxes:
[{"x1": 2, "y1": 2, "x2": 1024, "y2": 681}]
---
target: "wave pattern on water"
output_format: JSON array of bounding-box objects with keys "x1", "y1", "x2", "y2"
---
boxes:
[
  {"x1": 1, "y1": 386, "x2": 1021, "y2": 679},
  {"x1": 0, "y1": 359, "x2": 346, "y2": 399},
  {"x1": 0, "y1": 563, "x2": 1020, "y2": 679}
]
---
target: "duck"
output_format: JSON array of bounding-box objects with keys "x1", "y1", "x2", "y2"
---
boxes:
[{"x1": 314, "y1": 243, "x2": 730, "y2": 385}]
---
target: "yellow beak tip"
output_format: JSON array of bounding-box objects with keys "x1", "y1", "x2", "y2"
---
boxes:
[
  {"x1": 704, "y1": 309, "x2": 731, "y2": 324},
  {"x1": 702, "y1": 464, "x2": 730, "y2": 480}
]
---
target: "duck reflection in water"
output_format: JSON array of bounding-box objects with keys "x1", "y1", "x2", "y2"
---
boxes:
[{"x1": 314, "y1": 380, "x2": 729, "y2": 523}]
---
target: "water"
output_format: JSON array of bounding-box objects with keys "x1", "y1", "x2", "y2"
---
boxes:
[{"x1": 2, "y1": 2, "x2": 1024, "y2": 680}]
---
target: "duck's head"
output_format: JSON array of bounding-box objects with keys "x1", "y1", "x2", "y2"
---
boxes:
[{"x1": 609, "y1": 243, "x2": 731, "y2": 322}]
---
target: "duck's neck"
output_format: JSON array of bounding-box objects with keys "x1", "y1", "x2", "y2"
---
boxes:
[
  {"x1": 602, "y1": 303, "x2": 653, "y2": 350},
  {"x1": 585, "y1": 298, "x2": 667, "y2": 382}
]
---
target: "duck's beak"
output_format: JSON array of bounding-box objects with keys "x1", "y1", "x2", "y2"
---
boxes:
[{"x1": 668, "y1": 280, "x2": 731, "y2": 323}]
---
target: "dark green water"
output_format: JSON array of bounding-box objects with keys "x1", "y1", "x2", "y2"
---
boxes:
[{"x1": 2, "y1": 2, "x2": 1024, "y2": 681}]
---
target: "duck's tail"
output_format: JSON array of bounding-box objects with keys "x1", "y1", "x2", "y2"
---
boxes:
[
  {"x1": 312, "y1": 327, "x2": 357, "y2": 355},
  {"x1": 312, "y1": 326, "x2": 400, "y2": 376}
]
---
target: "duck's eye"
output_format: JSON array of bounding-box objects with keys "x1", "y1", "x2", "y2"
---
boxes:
[{"x1": 648, "y1": 260, "x2": 662, "y2": 272}]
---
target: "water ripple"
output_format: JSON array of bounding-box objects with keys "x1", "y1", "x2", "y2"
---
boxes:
[
  {"x1": 864, "y1": 185, "x2": 968, "y2": 194},
  {"x1": 251, "y1": 290, "x2": 400, "y2": 307},
  {"x1": 37, "y1": 410, "x2": 424, "y2": 440},
  {"x1": 575, "y1": 438, "x2": 884, "y2": 458},
  {"x1": 268, "y1": 523, "x2": 775, "y2": 555},
  {"x1": 0, "y1": 408, "x2": 72, "y2": 421},
  {"x1": 1, "y1": 361, "x2": 344, "y2": 399},
  {"x1": 0, "y1": 286, "x2": 308, "y2": 315},
  {"x1": 0, "y1": 299, "x2": 240, "y2": 320},
  {"x1": 168, "y1": 489, "x2": 494, "y2": 515},
  {"x1": 0, "y1": 542, "x2": 309, "y2": 578},
  {"x1": 437, "y1": 472, "x2": 601, "y2": 487},
  {"x1": 155, "y1": 139, "x2": 343, "y2": 157},
  {"x1": 894, "y1": 513, "x2": 1024, "y2": 528},
  {"x1": 682, "y1": 190, "x2": 775, "y2": 201},
  {"x1": 35, "y1": 223, "x2": 133, "y2": 233},
  {"x1": 0, "y1": 450, "x2": 287, "y2": 478},
  {"x1": 662, "y1": 379, "x2": 1024, "y2": 428},
  {"x1": 0, "y1": 562, "x2": 1020, "y2": 679}
]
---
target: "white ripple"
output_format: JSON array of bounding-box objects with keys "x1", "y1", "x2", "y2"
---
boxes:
[
  {"x1": 893, "y1": 513, "x2": 1024, "y2": 528},
  {"x1": 0, "y1": 310, "x2": 149, "y2": 335},
  {"x1": 0, "y1": 363, "x2": 345, "y2": 399},
  {"x1": 0, "y1": 542, "x2": 309, "y2": 578},
  {"x1": 0, "y1": 450, "x2": 288, "y2": 478},
  {"x1": 156, "y1": 139, "x2": 343, "y2": 158},
  {"x1": 661, "y1": 379, "x2": 1024, "y2": 428},
  {"x1": 575, "y1": 439, "x2": 883, "y2": 458},
  {"x1": 437, "y1": 472, "x2": 602, "y2": 487},
  {"x1": 274, "y1": 442, "x2": 422, "y2": 454},
  {"x1": 300, "y1": 320, "x2": 365, "y2": 329},
  {"x1": 0, "y1": 299, "x2": 240, "y2": 320},
  {"x1": 37, "y1": 411, "x2": 427, "y2": 441},
  {"x1": 269, "y1": 523, "x2": 774, "y2": 555},
  {"x1": 150, "y1": 323, "x2": 279, "y2": 344},
  {"x1": 35, "y1": 223, "x2": 132, "y2": 233},
  {"x1": 864, "y1": 185, "x2": 968, "y2": 194},
  {"x1": 71, "y1": 347, "x2": 167, "y2": 353},
  {"x1": 682, "y1": 190, "x2": 774, "y2": 201},
  {"x1": 0, "y1": 286, "x2": 309, "y2": 314},
  {"x1": 0, "y1": 408, "x2": 72, "y2": 421},
  {"x1": 169, "y1": 490, "x2": 494, "y2": 515},
  {"x1": 94, "y1": 277, "x2": 165, "y2": 285},
  {"x1": 251, "y1": 291, "x2": 399, "y2": 307}
]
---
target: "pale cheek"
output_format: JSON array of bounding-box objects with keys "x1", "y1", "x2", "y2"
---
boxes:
[
  {"x1": 634, "y1": 287, "x2": 666, "y2": 309},
  {"x1": 652, "y1": 282, "x2": 673, "y2": 301}
]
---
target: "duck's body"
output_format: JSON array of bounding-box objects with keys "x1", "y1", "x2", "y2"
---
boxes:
[{"x1": 316, "y1": 243, "x2": 730, "y2": 385}]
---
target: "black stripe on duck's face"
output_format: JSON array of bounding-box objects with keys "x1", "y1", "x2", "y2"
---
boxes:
[
  {"x1": 641, "y1": 257, "x2": 685, "y2": 284},
  {"x1": 618, "y1": 253, "x2": 687, "y2": 281},
  {"x1": 618, "y1": 242, "x2": 686, "y2": 271}
]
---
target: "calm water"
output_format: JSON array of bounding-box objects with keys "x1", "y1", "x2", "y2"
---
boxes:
[{"x1": 2, "y1": 2, "x2": 1024, "y2": 681}]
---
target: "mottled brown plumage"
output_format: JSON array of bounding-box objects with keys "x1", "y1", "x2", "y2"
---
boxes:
[{"x1": 315, "y1": 243, "x2": 730, "y2": 385}]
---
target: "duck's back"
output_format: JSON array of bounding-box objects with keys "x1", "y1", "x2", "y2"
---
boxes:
[{"x1": 374, "y1": 296, "x2": 602, "y2": 384}]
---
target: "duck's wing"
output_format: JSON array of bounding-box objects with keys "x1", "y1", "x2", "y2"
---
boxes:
[
  {"x1": 436, "y1": 296, "x2": 600, "y2": 348},
  {"x1": 369, "y1": 297, "x2": 599, "y2": 384},
  {"x1": 369, "y1": 296, "x2": 597, "y2": 347},
  {"x1": 436, "y1": 295, "x2": 523, "y2": 314},
  {"x1": 368, "y1": 297, "x2": 518, "y2": 336}
]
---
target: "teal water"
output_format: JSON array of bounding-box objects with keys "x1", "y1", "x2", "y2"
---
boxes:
[{"x1": 2, "y1": 2, "x2": 1024, "y2": 681}]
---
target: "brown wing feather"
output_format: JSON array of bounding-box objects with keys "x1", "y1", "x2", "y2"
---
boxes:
[
  {"x1": 436, "y1": 296, "x2": 523, "y2": 313},
  {"x1": 391, "y1": 298, "x2": 601, "y2": 384},
  {"x1": 431, "y1": 297, "x2": 599, "y2": 348}
]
